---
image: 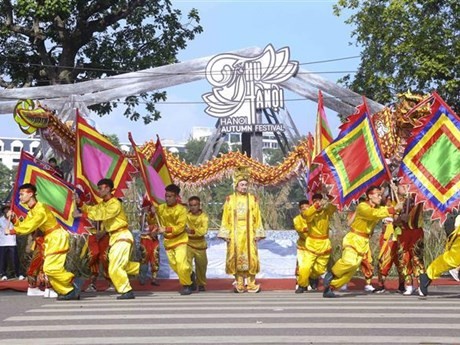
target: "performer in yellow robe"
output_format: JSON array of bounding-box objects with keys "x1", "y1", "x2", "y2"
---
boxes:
[
  {"x1": 7, "y1": 183, "x2": 79, "y2": 300},
  {"x1": 75, "y1": 179, "x2": 139, "y2": 300},
  {"x1": 155, "y1": 184, "x2": 193, "y2": 295},
  {"x1": 419, "y1": 215, "x2": 460, "y2": 296},
  {"x1": 302, "y1": 194, "x2": 337, "y2": 292},
  {"x1": 293, "y1": 200, "x2": 309, "y2": 293},
  {"x1": 186, "y1": 196, "x2": 209, "y2": 292},
  {"x1": 323, "y1": 186, "x2": 401, "y2": 298},
  {"x1": 218, "y1": 167, "x2": 265, "y2": 293}
]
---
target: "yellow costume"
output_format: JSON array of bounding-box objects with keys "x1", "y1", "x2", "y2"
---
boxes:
[
  {"x1": 301, "y1": 203, "x2": 336, "y2": 287},
  {"x1": 218, "y1": 192, "x2": 265, "y2": 292},
  {"x1": 426, "y1": 222, "x2": 460, "y2": 280},
  {"x1": 13, "y1": 202, "x2": 74, "y2": 295},
  {"x1": 82, "y1": 197, "x2": 139, "y2": 294},
  {"x1": 293, "y1": 213, "x2": 309, "y2": 288},
  {"x1": 330, "y1": 202, "x2": 394, "y2": 289},
  {"x1": 186, "y1": 210, "x2": 209, "y2": 288},
  {"x1": 156, "y1": 203, "x2": 192, "y2": 286}
]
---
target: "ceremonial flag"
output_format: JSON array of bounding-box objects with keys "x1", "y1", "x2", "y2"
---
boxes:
[
  {"x1": 74, "y1": 113, "x2": 136, "y2": 203},
  {"x1": 313, "y1": 90, "x2": 333, "y2": 158},
  {"x1": 149, "y1": 135, "x2": 173, "y2": 186},
  {"x1": 12, "y1": 151, "x2": 90, "y2": 234},
  {"x1": 128, "y1": 133, "x2": 167, "y2": 206},
  {"x1": 310, "y1": 100, "x2": 391, "y2": 208},
  {"x1": 398, "y1": 93, "x2": 460, "y2": 222}
]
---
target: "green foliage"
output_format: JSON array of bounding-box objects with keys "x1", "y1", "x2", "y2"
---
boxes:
[
  {"x1": 179, "y1": 138, "x2": 206, "y2": 164},
  {"x1": 334, "y1": 0, "x2": 460, "y2": 111},
  {"x1": 0, "y1": 0, "x2": 203, "y2": 123},
  {"x1": 0, "y1": 162, "x2": 14, "y2": 203},
  {"x1": 103, "y1": 133, "x2": 121, "y2": 148}
]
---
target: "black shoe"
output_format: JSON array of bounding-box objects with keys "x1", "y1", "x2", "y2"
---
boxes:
[
  {"x1": 180, "y1": 285, "x2": 193, "y2": 295},
  {"x1": 190, "y1": 272, "x2": 197, "y2": 291},
  {"x1": 323, "y1": 272, "x2": 334, "y2": 289},
  {"x1": 57, "y1": 288, "x2": 80, "y2": 301},
  {"x1": 117, "y1": 290, "x2": 135, "y2": 300},
  {"x1": 323, "y1": 287, "x2": 336, "y2": 298},
  {"x1": 295, "y1": 286, "x2": 306, "y2": 294},
  {"x1": 309, "y1": 278, "x2": 319, "y2": 290},
  {"x1": 374, "y1": 286, "x2": 386, "y2": 294},
  {"x1": 73, "y1": 277, "x2": 83, "y2": 296},
  {"x1": 419, "y1": 273, "x2": 431, "y2": 296},
  {"x1": 398, "y1": 282, "x2": 405, "y2": 293},
  {"x1": 198, "y1": 285, "x2": 206, "y2": 292}
]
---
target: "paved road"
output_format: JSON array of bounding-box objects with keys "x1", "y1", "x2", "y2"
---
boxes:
[{"x1": 1, "y1": 286, "x2": 460, "y2": 344}]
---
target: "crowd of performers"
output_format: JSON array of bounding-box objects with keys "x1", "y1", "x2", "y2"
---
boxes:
[{"x1": 2, "y1": 172, "x2": 460, "y2": 300}]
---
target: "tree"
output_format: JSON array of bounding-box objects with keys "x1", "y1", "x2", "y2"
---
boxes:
[
  {"x1": 179, "y1": 138, "x2": 230, "y2": 164},
  {"x1": 333, "y1": 1, "x2": 460, "y2": 111},
  {"x1": 0, "y1": 0, "x2": 203, "y2": 123},
  {"x1": 104, "y1": 133, "x2": 121, "y2": 148},
  {"x1": 179, "y1": 138, "x2": 206, "y2": 164},
  {"x1": 0, "y1": 163, "x2": 14, "y2": 203}
]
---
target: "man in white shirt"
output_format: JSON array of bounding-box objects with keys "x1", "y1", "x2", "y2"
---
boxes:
[{"x1": 0, "y1": 204, "x2": 24, "y2": 281}]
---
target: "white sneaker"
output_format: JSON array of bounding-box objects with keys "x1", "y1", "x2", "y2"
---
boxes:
[
  {"x1": 364, "y1": 284, "x2": 375, "y2": 292},
  {"x1": 105, "y1": 284, "x2": 116, "y2": 292},
  {"x1": 1, "y1": 276, "x2": 7, "y2": 281},
  {"x1": 85, "y1": 284, "x2": 97, "y2": 292},
  {"x1": 403, "y1": 286, "x2": 414, "y2": 295},
  {"x1": 27, "y1": 287, "x2": 45, "y2": 296},
  {"x1": 449, "y1": 269, "x2": 460, "y2": 282},
  {"x1": 307, "y1": 285, "x2": 313, "y2": 291},
  {"x1": 18, "y1": 275, "x2": 25, "y2": 281},
  {"x1": 340, "y1": 284, "x2": 348, "y2": 292},
  {"x1": 43, "y1": 288, "x2": 58, "y2": 298}
]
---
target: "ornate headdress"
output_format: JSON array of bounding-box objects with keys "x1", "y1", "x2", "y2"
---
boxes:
[{"x1": 233, "y1": 166, "x2": 250, "y2": 188}]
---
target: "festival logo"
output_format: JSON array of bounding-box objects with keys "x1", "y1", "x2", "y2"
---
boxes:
[{"x1": 202, "y1": 44, "x2": 298, "y2": 133}]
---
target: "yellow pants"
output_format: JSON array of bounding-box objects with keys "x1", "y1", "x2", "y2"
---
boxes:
[
  {"x1": 43, "y1": 229, "x2": 74, "y2": 295},
  {"x1": 331, "y1": 232, "x2": 369, "y2": 289},
  {"x1": 297, "y1": 248, "x2": 330, "y2": 287},
  {"x1": 427, "y1": 232, "x2": 460, "y2": 280},
  {"x1": 108, "y1": 240, "x2": 139, "y2": 294},
  {"x1": 187, "y1": 246, "x2": 208, "y2": 286},
  {"x1": 166, "y1": 244, "x2": 192, "y2": 286}
]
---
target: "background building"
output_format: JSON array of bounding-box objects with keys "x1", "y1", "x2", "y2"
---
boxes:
[{"x1": 0, "y1": 136, "x2": 40, "y2": 169}]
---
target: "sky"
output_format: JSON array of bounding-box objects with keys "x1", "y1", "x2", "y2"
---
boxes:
[{"x1": 0, "y1": 0, "x2": 361, "y2": 144}]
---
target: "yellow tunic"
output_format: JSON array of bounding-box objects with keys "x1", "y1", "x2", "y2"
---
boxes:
[
  {"x1": 293, "y1": 213, "x2": 308, "y2": 286},
  {"x1": 303, "y1": 203, "x2": 336, "y2": 255},
  {"x1": 293, "y1": 214, "x2": 308, "y2": 249},
  {"x1": 82, "y1": 197, "x2": 139, "y2": 293},
  {"x1": 156, "y1": 203, "x2": 188, "y2": 250},
  {"x1": 330, "y1": 202, "x2": 393, "y2": 289},
  {"x1": 294, "y1": 203, "x2": 336, "y2": 286},
  {"x1": 218, "y1": 193, "x2": 265, "y2": 275},
  {"x1": 187, "y1": 211, "x2": 209, "y2": 250},
  {"x1": 427, "y1": 222, "x2": 460, "y2": 280},
  {"x1": 156, "y1": 203, "x2": 191, "y2": 286},
  {"x1": 13, "y1": 201, "x2": 74, "y2": 295},
  {"x1": 186, "y1": 211, "x2": 209, "y2": 286}
]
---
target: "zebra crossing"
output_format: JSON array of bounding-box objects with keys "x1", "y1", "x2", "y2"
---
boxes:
[{"x1": 1, "y1": 289, "x2": 460, "y2": 344}]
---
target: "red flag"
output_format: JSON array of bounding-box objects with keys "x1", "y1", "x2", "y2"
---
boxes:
[
  {"x1": 74, "y1": 112, "x2": 136, "y2": 203},
  {"x1": 398, "y1": 93, "x2": 460, "y2": 223},
  {"x1": 129, "y1": 133, "x2": 168, "y2": 207},
  {"x1": 12, "y1": 151, "x2": 91, "y2": 234},
  {"x1": 313, "y1": 90, "x2": 333, "y2": 158},
  {"x1": 310, "y1": 99, "x2": 391, "y2": 209}
]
